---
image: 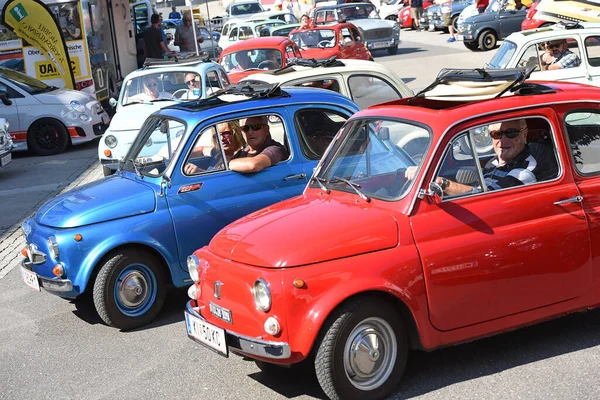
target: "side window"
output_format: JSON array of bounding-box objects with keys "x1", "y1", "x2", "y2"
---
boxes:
[
  {"x1": 183, "y1": 125, "x2": 226, "y2": 176},
  {"x1": 435, "y1": 117, "x2": 557, "y2": 200},
  {"x1": 294, "y1": 109, "x2": 348, "y2": 159},
  {"x1": 340, "y1": 28, "x2": 353, "y2": 44},
  {"x1": 241, "y1": 114, "x2": 290, "y2": 162},
  {"x1": 350, "y1": 27, "x2": 363, "y2": 44},
  {"x1": 239, "y1": 26, "x2": 254, "y2": 40},
  {"x1": 205, "y1": 70, "x2": 220, "y2": 96},
  {"x1": 539, "y1": 38, "x2": 581, "y2": 69},
  {"x1": 348, "y1": 75, "x2": 401, "y2": 108},
  {"x1": 292, "y1": 78, "x2": 341, "y2": 93},
  {"x1": 584, "y1": 36, "x2": 600, "y2": 67},
  {"x1": 565, "y1": 110, "x2": 600, "y2": 175},
  {"x1": 0, "y1": 82, "x2": 23, "y2": 99},
  {"x1": 221, "y1": 24, "x2": 230, "y2": 38},
  {"x1": 217, "y1": 70, "x2": 230, "y2": 87},
  {"x1": 516, "y1": 43, "x2": 541, "y2": 71},
  {"x1": 285, "y1": 46, "x2": 297, "y2": 62},
  {"x1": 325, "y1": 10, "x2": 336, "y2": 22},
  {"x1": 228, "y1": 27, "x2": 238, "y2": 40}
]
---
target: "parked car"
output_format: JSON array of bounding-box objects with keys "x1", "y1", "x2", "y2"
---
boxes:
[
  {"x1": 260, "y1": 23, "x2": 301, "y2": 36},
  {"x1": 226, "y1": 0, "x2": 265, "y2": 19},
  {"x1": 166, "y1": 25, "x2": 223, "y2": 59},
  {"x1": 289, "y1": 23, "x2": 373, "y2": 61},
  {"x1": 379, "y1": 0, "x2": 406, "y2": 21},
  {"x1": 240, "y1": 58, "x2": 414, "y2": 120},
  {"x1": 219, "y1": 36, "x2": 303, "y2": 83},
  {"x1": 313, "y1": 3, "x2": 401, "y2": 55},
  {"x1": 247, "y1": 10, "x2": 300, "y2": 24},
  {"x1": 20, "y1": 84, "x2": 360, "y2": 330},
  {"x1": 185, "y1": 67, "x2": 600, "y2": 399},
  {"x1": 218, "y1": 19, "x2": 287, "y2": 49},
  {"x1": 420, "y1": 0, "x2": 474, "y2": 32},
  {"x1": 521, "y1": 0, "x2": 551, "y2": 31},
  {"x1": 98, "y1": 56, "x2": 230, "y2": 176},
  {"x1": 457, "y1": 0, "x2": 528, "y2": 51},
  {"x1": 398, "y1": 0, "x2": 433, "y2": 29},
  {"x1": 487, "y1": 22, "x2": 600, "y2": 86},
  {"x1": 0, "y1": 67, "x2": 110, "y2": 156},
  {"x1": 0, "y1": 118, "x2": 12, "y2": 169}
]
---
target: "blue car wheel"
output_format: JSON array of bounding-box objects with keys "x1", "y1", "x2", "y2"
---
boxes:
[{"x1": 93, "y1": 249, "x2": 166, "y2": 330}]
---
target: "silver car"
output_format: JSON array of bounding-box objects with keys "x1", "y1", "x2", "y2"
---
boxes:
[{"x1": 0, "y1": 67, "x2": 110, "y2": 156}]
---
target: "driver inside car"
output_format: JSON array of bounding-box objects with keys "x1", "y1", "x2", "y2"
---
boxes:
[
  {"x1": 178, "y1": 72, "x2": 202, "y2": 100},
  {"x1": 130, "y1": 76, "x2": 173, "y2": 102}
]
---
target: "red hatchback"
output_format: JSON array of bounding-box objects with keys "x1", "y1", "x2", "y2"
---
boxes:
[
  {"x1": 398, "y1": 0, "x2": 433, "y2": 29},
  {"x1": 289, "y1": 22, "x2": 373, "y2": 61},
  {"x1": 185, "y1": 68, "x2": 600, "y2": 399},
  {"x1": 218, "y1": 37, "x2": 303, "y2": 83}
]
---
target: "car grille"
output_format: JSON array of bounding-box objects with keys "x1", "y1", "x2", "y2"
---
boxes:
[{"x1": 364, "y1": 28, "x2": 392, "y2": 40}]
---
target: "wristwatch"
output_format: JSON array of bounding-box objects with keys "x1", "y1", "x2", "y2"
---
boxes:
[{"x1": 440, "y1": 177, "x2": 450, "y2": 190}]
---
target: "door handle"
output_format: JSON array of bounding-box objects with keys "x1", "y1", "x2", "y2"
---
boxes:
[
  {"x1": 554, "y1": 196, "x2": 583, "y2": 205},
  {"x1": 284, "y1": 173, "x2": 307, "y2": 181}
]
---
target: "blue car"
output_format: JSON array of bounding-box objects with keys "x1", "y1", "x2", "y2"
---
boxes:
[{"x1": 19, "y1": 85, "x2": 360, "y2": 330}]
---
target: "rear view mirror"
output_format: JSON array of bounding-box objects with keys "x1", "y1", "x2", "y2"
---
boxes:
[
  {"x1": 0, "y1": 90, "x2": 12, "y2": 106},
  {"x1": 427, "y1": 181, "x2": 443, "y2": 204}
]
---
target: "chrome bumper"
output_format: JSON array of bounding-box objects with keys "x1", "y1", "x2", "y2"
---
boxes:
[
  {"x1": 185, "y1": 301, "x2": 291, "y2": 360},
  {"x1": 21, "y1": 260, "x2": 73, "y2": 293}
]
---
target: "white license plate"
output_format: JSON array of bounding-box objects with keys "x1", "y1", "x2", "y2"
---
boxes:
[
  {"x1": 210, "y1": 301, "x2": 232, "y2": 324},
  {"x1": 20, "y1": 266, "x2": 41, "y2": 292},
  {"x1": 185, "y1": 311, "x2": 228, "y2": 356},
  {"x1": 372, "y1": 41, "x2": 391, "y2": 49},
  {"x1": 456, "y1": 34, "x2": 464, "y2": 41},
  {"x1": 0, "y1": 153, "x2": 11, "y2": 167}
]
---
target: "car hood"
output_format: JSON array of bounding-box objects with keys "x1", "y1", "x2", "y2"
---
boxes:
[
  {"x1": 35, "y1": 88, "x2": 95, "y2": 105},
  {"x1": 35, "y1": 175, "x2": 156, "y2": 228},
  {"x1": 350, "y1": 19, "x2": 396, "y2": 30},
  {"x1": 209, "y1": 195, "x2": 399, "y2": 268},
  {"x1": 111, "y1": 102, "x2": 177, "y2": 131},
  {"x1": 464, "y1": 13, "x2": 495, "y2": 24}
]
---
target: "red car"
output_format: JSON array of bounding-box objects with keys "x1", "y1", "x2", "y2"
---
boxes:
[
  {"x1": 185, "y1": 69, "x2": 600, "y2": 399},
  {"x1": 521, "y1": 0, "x2": 550, "y2": 30},
  {"x1": 218, "y1": 37, "x2": 302, "y2": 83},
  {"x1": 398, "y1": 0, "x2": 434, "y2": 29},
  {"x1": 289, "y1": 22, "x2": 373, "y2": 61}
]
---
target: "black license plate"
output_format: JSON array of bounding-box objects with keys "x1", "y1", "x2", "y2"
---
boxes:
[{"x1": 209, "y1": 301, "x2": 232, "y2": 324}]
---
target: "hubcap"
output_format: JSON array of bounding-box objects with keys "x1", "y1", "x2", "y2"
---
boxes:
[
  {"x1": 114, "y1": 263, "x2": 159, "y2": 317},
  {"x1": 343, "y1": 317, "x2": 397, "y2": 391},
  {"x1": 118, "y1": 271, "x2": 149, "y2": 308}
]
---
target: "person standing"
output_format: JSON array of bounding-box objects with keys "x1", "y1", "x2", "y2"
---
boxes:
[
  {"x1": 175, "y1": 12, "x2": 204, "y2": 53},
  {"x1": 169, "y1": 6, "x2": 182, "y2": 20},
  {"x1": 436, "y1": 0, "x2": 455, "y2": 43},
  {"x1": 411, "y1": 0, "x2": 424, "y2": 31},
  {"x1": 144, "y1": 14, "x2": 172, "y2": 59}
]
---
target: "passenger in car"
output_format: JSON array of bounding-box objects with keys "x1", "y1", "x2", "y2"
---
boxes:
[
  {"x1": 184, "y1": 120, "x2": 245, "y2": 175},
  {"x1": 229, "y1": 115, "x2": 289, "y2": 173},
  {"x1": 131, "y1": 76, "x2": 173, "y2": 102},
  {"x1": 406, "y1": 119, "x2": 550, "y2": 195},
  {"x1": 541, "y1": 40, "x2": 581, "y2": 70}
]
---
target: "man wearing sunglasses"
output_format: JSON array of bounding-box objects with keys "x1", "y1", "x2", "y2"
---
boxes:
[
  {"x1": 229, "y1": 116, "x2": 289, "y2": 173},
  {"x1": 178, "y1": 72, "x2": 202, "y2": 100},
  {"x1": 131, "y1": 76, "x2": 173, "y2": 102},
  {"x1": 406, "y1": 119, "x2": 542, "y2": 195},
  {"x1": 540, "y1": 39, "x2": 581, "y2": 71}
]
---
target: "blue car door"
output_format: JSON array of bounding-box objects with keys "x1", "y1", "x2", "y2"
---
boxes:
[{"x1": 165, "y1": 108, "x2": 307, "y2": 271}]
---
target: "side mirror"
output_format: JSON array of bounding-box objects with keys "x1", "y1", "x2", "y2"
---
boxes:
[
  {"x1": 427, "y1": 181, "x2": 443, "y2": 204},
  {"x1": 0, "y1": 90, "x2": 12, "y2": 106},
  {"x1": 109, "y1": 98, "x2": 118, "y2": 108}
]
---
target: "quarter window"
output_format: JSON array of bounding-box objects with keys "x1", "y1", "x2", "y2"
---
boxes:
[
  {"x1": 584, "y1": 36, "x2": 600, "y2": 67},
  {"x1": 347, "y1": 75, "x2": 401, "y2": 108},
  {"x1": 228, "y1": 27, "x2": 238, "y2": 40},
  {"x1": 292, "y1": 78, "x2": 341, "y2": 93},
  {"x1": 565, "y1": 111, "x2": 600, "y2": 175}
]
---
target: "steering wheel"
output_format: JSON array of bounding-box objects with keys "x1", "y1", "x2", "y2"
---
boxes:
[
  {"x1": 172, "y1": 89, "x2": 192, "y2": 99},
  {"x1": 318, "y1": 40, "x2": 332, "y2": 48},
  {"x1": 257, "y1": 60, "x2": 279, "y2": 70}
]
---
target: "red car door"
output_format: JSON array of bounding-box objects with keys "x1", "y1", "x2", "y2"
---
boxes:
[{"x1": 410, "y1": 109, "x2": 592, "y2": 331}]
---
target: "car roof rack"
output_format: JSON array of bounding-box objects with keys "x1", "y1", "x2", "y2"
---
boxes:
[
  {"x1": 174, "y1": 83, "x2": 289, "y2": 112},
  {"x1": 142, "y1": 53, "x2": 210, "y2": 69},
  {"x1": 408, "y1": 66, "x2": 550, "y2": 102}
]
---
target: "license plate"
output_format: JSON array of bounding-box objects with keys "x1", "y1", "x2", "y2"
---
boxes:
[
  {"x1": 372, "y1": 41, "x2": 391, "y2": 49},
  {"x1": 210, "y1": 301, "x2": 232, "y2": 324},
  {"x1": 456, "y1": 34, "x2": 464, "y2": 41},
  {"x1": 0, "y1": 152, "x2": 11, "y2": 167},
  {"x1": 185, "y1": 311, "x2": 228, "y2": 356},
  {"x1": 20, "y1": 266, "x2": 41, "y2": 292}
]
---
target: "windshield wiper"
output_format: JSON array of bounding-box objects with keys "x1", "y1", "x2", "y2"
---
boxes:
[
  {"x1": 312, "y1": 176, "x2": 330, "y2": 193},
  {"x1": 330, "y1": 176, "x2": 371, "y2": 202}
]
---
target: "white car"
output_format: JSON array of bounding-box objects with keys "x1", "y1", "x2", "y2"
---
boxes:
[
  {"x1": 239, "y1": 58, "x2": 431, "y2": 160},
  {"x1": 218, "y1": 19, "x2": 288, "y2": 49},
  {"x1": 0, "y1": 67, "x2": 110, "y2": 156},
  {"x1": 98, "y1": 57, "x2": 230, "y2": 176},
  {"x1": 378, "y1": 0, "x2": 406, "y2": 21},
  {"x1": 0, "y1": 118, "x2": 12, "y2": 168},
  {"x1": 487, "y1": 22, "x2": 600, "y2": 86}
]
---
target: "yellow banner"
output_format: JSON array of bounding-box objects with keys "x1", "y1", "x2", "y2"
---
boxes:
[{"x1": 1, "y1": 0, "x2": 75, "y2": 89}]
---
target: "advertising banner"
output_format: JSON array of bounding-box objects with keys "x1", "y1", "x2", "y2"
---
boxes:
[{"x1": 1, "y1": 0, "x2": 76, "y2": 89}]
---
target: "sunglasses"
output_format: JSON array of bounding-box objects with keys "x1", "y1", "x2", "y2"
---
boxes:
[
  {"x1": 219, "y1": 130, "x2": 233, "y2": 138},
  {"x1": 545, "y1": 42, "x2": 563, "y2": 49},
  {"x1": 185, "y1": 79, "x2": 197, "y2": 86},
  {"x1": 241, "y1": 123, "x2": 266, "y2": 132},
  {"x1": 146, "y1": 83, "x2": 157, "y2": 88},
  {"x1": 489, "y1": 127, "x2": 524, "y2": 140}
]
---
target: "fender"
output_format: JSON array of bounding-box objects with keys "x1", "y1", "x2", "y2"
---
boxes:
[{"x1": 281, "y1": 246, "x2": 429, "y2": 358}]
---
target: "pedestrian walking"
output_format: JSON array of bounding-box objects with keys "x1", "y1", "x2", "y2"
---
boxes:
[
  {"x1": 411, "y1": 0, "x2": 424, "y2": 31},
  {"x1": 436, "y1": 0, "x2": 455, "y2": 42}
]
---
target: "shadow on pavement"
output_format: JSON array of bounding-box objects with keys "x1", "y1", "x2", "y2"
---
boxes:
[
  {"x1": 372, "y1": 47, "x2": 428, "y2": 58},
  {"x1": 247, "y1": 361, "x2": 328, "y2": 399}
]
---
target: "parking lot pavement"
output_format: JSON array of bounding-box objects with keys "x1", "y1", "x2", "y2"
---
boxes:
[{"x1": 0, "y1": 161, "x2": 103, "y2": 280}]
